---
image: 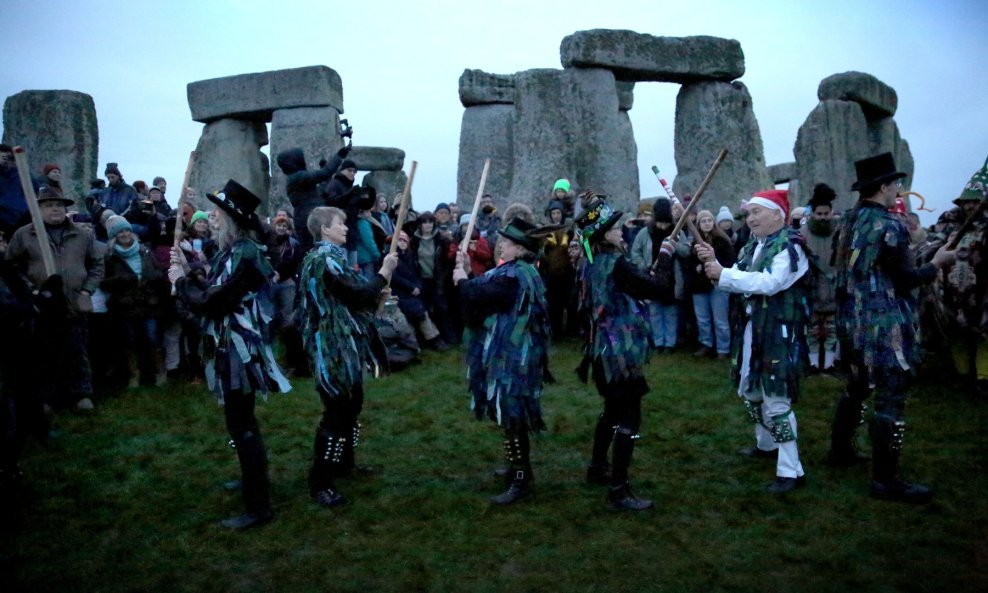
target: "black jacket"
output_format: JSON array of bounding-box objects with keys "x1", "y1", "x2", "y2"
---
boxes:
[{"x1": 276, "y1": 148, "x2": 345, "y2": 248}]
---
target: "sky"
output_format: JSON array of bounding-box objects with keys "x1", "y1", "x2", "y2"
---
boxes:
[{"x1": 2, "y1": 0, "x2": 985, "y2": 225}]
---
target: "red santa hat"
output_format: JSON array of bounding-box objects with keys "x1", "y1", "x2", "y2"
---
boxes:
[{"x1": 748, "y1": 189, "x2": 789, "y2": 220}]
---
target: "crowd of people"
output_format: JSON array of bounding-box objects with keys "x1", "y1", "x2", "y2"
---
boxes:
[{"x1": 1, "y1": 139, "x2": 986, "y2": 528}]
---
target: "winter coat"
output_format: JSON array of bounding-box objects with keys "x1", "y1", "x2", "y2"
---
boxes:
[
  {"x1": 411, "y1": 229, "x2": 451, "y2": 289},
  {"x1": 101, "y1": 242, "x2": 167, "y2": 318},
  {"x1": 265, "y1": 232, "x2": 303, "y2": 282},
  {"x1": 276, "y1": 148, "x2": 344, "y2": 247},
  {"x1": 5, "y1": 220, "x2": 104, "y2": 316},
  {"x1": 95, "y1": 181, "x2": 140, "y2": 217},
  {"x1": 448, "y1": 234, "x2": 494, "y2": 277},
  {"x1": 0, "y1": 166, "x2": 35, "y2": 237}
]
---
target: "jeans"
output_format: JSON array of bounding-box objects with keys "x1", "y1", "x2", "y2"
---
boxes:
[
  {"x1": 645, "y1": 301, "x2": 678, "y2": 348},
  {"x1": 693, "y1": 288, "x2": 731, "y2": 354}
]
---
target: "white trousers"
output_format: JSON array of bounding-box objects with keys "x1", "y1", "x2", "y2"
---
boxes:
[{"x1": 739, "y1": 322, "x2": 805, "y2": 479}]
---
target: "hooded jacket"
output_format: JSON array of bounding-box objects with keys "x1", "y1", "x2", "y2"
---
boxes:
[{"x1": 276, "y1": 148, "x2": 344, "y2": 248}]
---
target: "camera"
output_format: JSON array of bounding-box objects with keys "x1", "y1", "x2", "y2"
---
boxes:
[{"x1": 339, "y1": 119, "x2": 353, "y2": 139}]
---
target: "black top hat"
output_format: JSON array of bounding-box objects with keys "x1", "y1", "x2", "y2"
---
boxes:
[
  {"x1": 851, "y1": 152, "x2": 906, "y2": 192},
  {"x1": 207, "y1": 179, "x2": 262, "y2": 232}
]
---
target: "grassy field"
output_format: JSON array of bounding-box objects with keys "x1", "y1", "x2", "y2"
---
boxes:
[{"x1": 3, "y1": 338, "x2": 987, "y2": 593}]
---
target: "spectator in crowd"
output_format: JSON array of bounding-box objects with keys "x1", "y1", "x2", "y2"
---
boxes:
[
  {"x1": 298, "y1": 206, "x2": 397, "y2": 508},
  {"x1": 354, "y1": 206, "x2": 385, "y2": 282},
  {"x1": 276, "y1": 145, "x2": 350, "y2": 249},
  {"x1": 716, "y1": 206, "x2": 735, "y2": 242},
  {"x1": 169, "y1": 179, "x2": 291, "y2": 529},
  {"x1": 453, "y1": 216, "x2": 554, "y2": 504},
  {"x1": 42, "y1": 164, "x2": 64, "y2": 198},
  {"x1": 474, "y1": 194, "x2": 502, "y2": 244},
  {"x1": 540, "y1": 200, "x2": 574, "y2": 336},
  {"x1": 801, "y1": 183, "x2": 840, "y2": 373},
  {"x1": 101, "y1": 215, "x2": 166, "y2": 388},
  {"x1": 433, "y1": 203, "x2": 454, "y2": 241},
  {"x1": 630, "y1": 198, "x2": 680, "y2": 352},
  {"x1": 699, "y1": 189, "x2": 809, "y2": 494},
  {"x1": 575, "y1": 199, "x2": 676, "y2": 510},
  {"x1": 411, "y1": 211, "x2": 455, "y2": 344},
  {"x1": 0, "y1": 144, "x2": 35, "y2": 239},
  {"x1": 392, "y1": 231, "x2": 449, "y2": 350},
  {"x1": 450, "y1": 215, "x2": 494, "y2": 275},
  {"x1": 265, "y1": 213, "x2": 306, "y2": 376},
  {"x1": 551, "y1": 178, "x2": 576, "y2": 220},
  {"x1": 688, "y1": 209, "x2": 735, "y2": 359},
  {"x1": 373, "y1": 192, "x2": 395, "y2": 238},
  {"x1": 6, "y1": 187, "x2": 104, "y2": 411}
]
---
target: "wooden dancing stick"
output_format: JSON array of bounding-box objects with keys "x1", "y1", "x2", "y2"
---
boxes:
[
  {"x1": 459, "y1": 158, "x2": 491, "y2": 257},
  {"x1": 388, "y1": 160, "x2": 418, "y2": 255},
  {"x1": 12, "y1": 146, "x2": 56, "y2": 278},
  {"x1": 668, "y1": 148, "x2": 729, "y2": 240}
]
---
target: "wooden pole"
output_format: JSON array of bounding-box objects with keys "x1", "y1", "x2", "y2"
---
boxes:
[
  {"x1": 667, "y1": 148, "x2": 729, "y2": 240},
  {"x1": 388, "y1": 160, "x2": 417, "y2": 255},
  {"x1": 12, "y1": 147, "x2": 56, "y2": 278},
  {"x1": 459, "y1": 158, "x2": 491, "y2": 256}
]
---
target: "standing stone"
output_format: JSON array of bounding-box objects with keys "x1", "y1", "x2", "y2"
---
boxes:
[
  {"x1": 457, "y1": 104, "x2": 515, "y2": 209},
  {"x1": 510, "y1": 68, "x2": 639, "y2": 214},
  {"x1": 347, "y1": 147, "x2": 405, "y2": 171},
  {"x1": 459, "y1": 69, "x2": 516, "y2": 107},
  {"x1": 767, "y1": 162, "x2": 797, "y2": 184},
  {"x1": 268, "y1": 106, "x2": 344, "y2": 215},
  {"x1": 673, "y1": 81, "x2": 772, "y2": 213},
  {"x1": 792, "y1": 100, "x2": 870, "y2": 211},
  {"x1": 867, "y1": 117, "x2": 914, "y2": 188},
  {"x1": 362, "y1": 170, "x2": 408, "y2": 206},
  {"x1": 818, "y1": 71, "x2": 897, "y2": 119},
  {"x1": 2, "y1": 90, "x2": 98, "y2": 206},
  {"x1": 188, "y1": 118, "x2": 270, "y2": 208},
  {"x1": 560, "y1": 30, "x2": 745, "y2": 83},
  {"x1": 187, "y1": 66, "x2": 344, "y2": 123},
  {"x1": 616, "y1": 81, "x2": 635, "y2": 111}
]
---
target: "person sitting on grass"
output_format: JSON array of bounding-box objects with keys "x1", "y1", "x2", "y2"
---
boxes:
[{"x1": 298, "y1": 206, "x2": 398, "y2": 509}]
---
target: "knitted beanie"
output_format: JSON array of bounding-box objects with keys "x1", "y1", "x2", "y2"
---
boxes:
[
  {"x1": 716, "y1": 206, "x2": 733, "y2": 224},
  {"x1": 105, "y1": 214, "x2": 132, "y2": 239},
  {"x1": 190, "y1": 211, "x2": 209, "y2": 225},
  {"x1": 552, "y1": 178, "x2": 571, "y2": 193}
]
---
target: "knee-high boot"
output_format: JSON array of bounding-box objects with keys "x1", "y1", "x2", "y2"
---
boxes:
[
  {"x1": 827, "y1": 393, "x2": 869, "y2": 466},
  {"x1": 869, "y1": 416, "x2": 931, "y2": 504},
  {"x1": 586, "y1": 413, "x2": 613, "y2": 484},
  {"x1": 308, "y1": 427, "x2": 346, "y2": 507},
  {"x1": 608, "y1": 429, "x2": 653, "y2": 511},
  {"x1": 490, "y1": 428, "x2": 533, "y2": 505},
  {"x1": 220, "y1": 430, "x2": 273, "y2": 529}
]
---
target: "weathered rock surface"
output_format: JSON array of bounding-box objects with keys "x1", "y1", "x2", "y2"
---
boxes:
[
  {"x1": 792, "y1": 100, "x2": 870, "y2": 211},
  {"x1": 818, "y1": 71, "x2": 897, "y2": 119},
  {"x1": 347, "y1": 146, "x2": 405, "y2": 171},
  {"x1": 2, "y1": 90, "x2": 98, "y2": 205},
  {"x1": 560, "y1": 30, "x2": 744, "y2": 83},
  {"x1": 673, "y1": 81, "x2": 772, "y2": 213},
  {"x1": 616, "y1": 81, "x2": 635, "y2": 111},
  {"x1": 459, "y1": 69, "x2": 516, "y2": 107},
  {"x1": 867, "y1": 117, "x2": 914, "y2": 186},
  {"x1": 509, "y1": 68, "x2": 639, "y2": 214},
  {"x1": 457, "y1": 104, "x2": 515, "y2": 208},
  {"x1": 187, "y1": 66, "x2": 344, "y2": 123},
  {"x1": 362, "y1": 170, "x2": 408, "y2": 205},
  {"x1": 768, "y1": 162, "x2": 797, "y2": 184},
  {"x1": 268, "y1": 106, "x2": 344, "y2": 215},
  {"x1": 188, "y1": 118, "x2": 270, "y2": 210}
]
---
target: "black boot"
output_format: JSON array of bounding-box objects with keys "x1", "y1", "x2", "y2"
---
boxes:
[
  {"x1": 586, "y1": 413, "x2": 613, "y2": 485},
  {"x1": 608, "y1": 429, "x2": 653, "y2": 510},
  {"x1": 490, "y1": 430, "x2": 533, "y2": 505},
  {"x1": 221, "y1": 430, "x2": 274, "y2": 529},
  {"x1": 308, "y1": 428, "x2": 346, "y2": 508},
  {"x1": 827, "y1": 394, "x2": 869, "y2": 467},
  {"x1": 869, "y1": 416, "x2": 932, "y2": 504},
  {"x1": 343, "y1": 421, "x2": 375, "y2": 476}
]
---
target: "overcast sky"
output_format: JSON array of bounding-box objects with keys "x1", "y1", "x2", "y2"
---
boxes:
[{"x1": 2, "y1": 0, "x2": 985, "y2": 225}]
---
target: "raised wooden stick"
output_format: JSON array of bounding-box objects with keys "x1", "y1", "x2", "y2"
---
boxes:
[
  {"x1": 459, "y1": 158, "x2": 491, "y2": 256},
  {"x1": 668, "y1": 148, "x2": 729, "y2": 240},
  {"x1": 12, "y1": 147, "x2": 56, "y2": 278},
  {"x1": 388, "y1": 160, "x2": 418, "y2": 255}
]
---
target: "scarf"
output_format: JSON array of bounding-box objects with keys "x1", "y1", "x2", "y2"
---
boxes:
[{"x1": 114, "y1": 241, "x2": 142, "y2": 279}]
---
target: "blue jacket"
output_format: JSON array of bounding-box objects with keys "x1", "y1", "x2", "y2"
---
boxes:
[{"x1": 0, "y1": 166, "x2": 36, "y2": 236}]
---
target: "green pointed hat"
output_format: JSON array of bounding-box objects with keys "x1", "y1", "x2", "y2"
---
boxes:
[{"x1": 954, "y1": 156, "x2": 988, "y2": 205}]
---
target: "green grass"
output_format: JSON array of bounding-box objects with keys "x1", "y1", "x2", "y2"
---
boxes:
[{"x1": 3, "y1": 339, "x2": 987, "y2": 593}]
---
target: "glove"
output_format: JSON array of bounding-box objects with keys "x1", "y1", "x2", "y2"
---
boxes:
[{"x1": 337, "y1": 145, "x2": 351, "y2": 158}]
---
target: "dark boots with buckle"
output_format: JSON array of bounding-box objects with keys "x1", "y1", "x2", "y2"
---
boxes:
[
  {"x1": 308, "y1": 427, "x2": 347, "y2": 508},
  {"x1": 869, "y1": 416, "x2": 932, "y2": 504},
  {"x1": 490, "y1": 429, "x2": 533, "y2": 505}
]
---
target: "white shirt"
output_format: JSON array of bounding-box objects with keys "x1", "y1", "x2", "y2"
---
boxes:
[{"x1": 718, "y1": 237, "x2": 808, "y2": 298}]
